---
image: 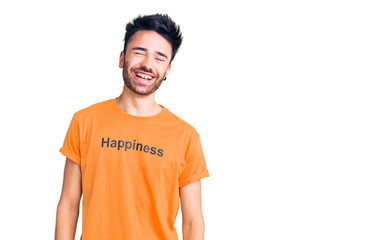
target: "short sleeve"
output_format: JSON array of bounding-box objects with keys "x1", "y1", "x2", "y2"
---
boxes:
[
  {"x1": 178, "y1": 133, "x2": 210, "y2": 188},
  {"x1": 59, "y1": 114, "x2": 81, "y2": 166}
]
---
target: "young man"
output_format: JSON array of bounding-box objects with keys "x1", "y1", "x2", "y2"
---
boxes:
[{"x1": 55, "y1": 14, "x2": 210, "y2": 240}]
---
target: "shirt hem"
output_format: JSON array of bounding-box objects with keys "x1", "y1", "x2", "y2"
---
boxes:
[
  {"x1": 178, "y1": 170, "x2": 210, "y2": 188},
  {"x1": 59, "y1": 148, "x2": 81, "y2": 166}
]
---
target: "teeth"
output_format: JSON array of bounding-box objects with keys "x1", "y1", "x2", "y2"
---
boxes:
[{"x1": 136, "y1": 73, "x2": 152, "y2": 80}]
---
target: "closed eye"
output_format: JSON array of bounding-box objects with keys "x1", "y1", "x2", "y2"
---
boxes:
[{"x1": 132, "y1": 47, "x2": 147, "y2": 56}]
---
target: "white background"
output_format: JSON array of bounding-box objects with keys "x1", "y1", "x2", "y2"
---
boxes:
[{"x1": 0, "y1": 0, "x2": 390, "y2": 239}]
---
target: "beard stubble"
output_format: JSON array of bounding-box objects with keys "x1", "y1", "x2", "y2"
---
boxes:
[{"x1": 122, "y1": 61, "x2": 166, "y2": 96}]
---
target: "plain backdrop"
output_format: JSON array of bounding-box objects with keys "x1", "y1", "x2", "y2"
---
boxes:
[{"x1": 0, "y1": 0, "x2": 390, "y2": 239}]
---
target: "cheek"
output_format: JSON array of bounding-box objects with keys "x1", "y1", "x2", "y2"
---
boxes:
[
  {"x1": 124, "y1": 55, "x2": 140, "y2": 67},
  {"x1": 157, "y1": 66, "x2": 165, "y2": 74},
  {"x1": 157, "y1": 64, "x2": 170, "y2": 74}
]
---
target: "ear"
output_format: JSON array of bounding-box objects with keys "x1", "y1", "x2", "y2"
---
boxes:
[
  {"x1": 119, "y1": 51, "x2": 125, "y2": 68},
  {"x1": 164, "y1": 64, "x2": 172, "y2": 79}
]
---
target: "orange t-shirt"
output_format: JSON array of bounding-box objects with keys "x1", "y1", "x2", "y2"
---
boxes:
[{"x1": 60, "y1": 99, "x2": 209, "y2": 240}]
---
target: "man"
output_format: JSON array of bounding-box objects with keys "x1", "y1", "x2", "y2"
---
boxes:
[{"x1": 55, "y1": 14, "x2": 210, "y2": 240}]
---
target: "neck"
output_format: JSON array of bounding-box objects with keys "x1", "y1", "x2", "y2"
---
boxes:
[{"x1": 116, "y1": 85, "x2": 162, "y2": 117}]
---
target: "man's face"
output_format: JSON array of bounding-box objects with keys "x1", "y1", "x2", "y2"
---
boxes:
[{"x1": 119, "y1": 30, "x2": 172, "y2": 96}]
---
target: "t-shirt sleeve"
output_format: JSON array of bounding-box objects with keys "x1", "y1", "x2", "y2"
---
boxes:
[
  {"x1": 59, "y1": 114, "x2": 81, "y2": 166},
  {"x1": 178, "y1": 132, "x2": 210, "y2": 188}
]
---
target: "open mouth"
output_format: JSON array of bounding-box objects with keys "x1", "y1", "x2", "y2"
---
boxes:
[{"x1": 134, "y1": 72, "x2": 154, "y2": 81}]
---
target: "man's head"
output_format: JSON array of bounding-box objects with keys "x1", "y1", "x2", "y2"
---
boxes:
[
  {"x1": 119, "y1": 14, "x2": 183, "y2": 96},
  {"x1": 123, "y1": 14, "x2": 183, "y2": 64}
]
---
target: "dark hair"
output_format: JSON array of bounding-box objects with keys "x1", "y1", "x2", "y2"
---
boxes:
[{"x1": 123, "y1": 14, "x2": 183, "y2": 63}]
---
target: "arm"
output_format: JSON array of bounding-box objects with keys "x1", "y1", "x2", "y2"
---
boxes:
[
  {"x1": 55, "y1": 158, "x2": 82, "y2": 240},
  {"x1": 179, "y1": 180, "x2": 205, "y2": 240}
]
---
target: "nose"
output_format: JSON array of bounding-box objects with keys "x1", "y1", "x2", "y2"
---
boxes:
[{"x1": 140, "y1": 54, "x2": 154, "y2": 73}]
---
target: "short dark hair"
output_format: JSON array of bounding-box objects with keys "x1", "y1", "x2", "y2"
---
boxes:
[{"x1": 123, "y1": 14, "x2": 183, "y2": 63}]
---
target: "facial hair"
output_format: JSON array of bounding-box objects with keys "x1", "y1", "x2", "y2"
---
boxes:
[{"x1": 122, "y1": 61, "x2": 166, "y2": 96}]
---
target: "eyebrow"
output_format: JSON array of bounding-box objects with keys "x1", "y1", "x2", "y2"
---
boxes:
[
  {"x1": 132, "y1": 47, "x2": 168, "y2": 59},
  {"x1": 156, "y1": 51, "x2": 168, "y2": 59}
]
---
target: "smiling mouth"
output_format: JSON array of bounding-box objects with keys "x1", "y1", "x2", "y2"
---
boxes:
[{"x1": 134, "y1": 72, "x2": 154, "y2": 80}]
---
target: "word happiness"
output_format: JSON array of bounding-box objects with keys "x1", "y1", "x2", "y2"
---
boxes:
[{"x1": 101, "y1": 138, "x2": 164, "y2": 157}]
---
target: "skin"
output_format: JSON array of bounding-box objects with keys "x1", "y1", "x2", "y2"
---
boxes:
[
  {"x1": 55, "y1": 158, "x2": 82, "y2": 240},
  {"x1": 180, "y1": 180, "x2": 206, "y2": 240},
  {"x1": 116, "y1": 30, "x2": 172, "y2": 117},
  {"x1": 55, "y1": 30, "x2": 205, "y2": 240}
]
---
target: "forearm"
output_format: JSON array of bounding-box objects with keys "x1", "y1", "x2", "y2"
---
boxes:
[
  {"x1": 182, "y1": 220, "x2": 204, "y2": 240},
  {"x1": 55, "y1": 203, "x2": 80, "y2": 240}
]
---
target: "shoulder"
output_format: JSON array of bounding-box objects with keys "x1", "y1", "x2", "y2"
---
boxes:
[
  {"x1": 72, "y1": 99, "x2": 113, "y2": 120},
  {"x1": 164, "y1": 107, "x2": 200, "y2": 138}
]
